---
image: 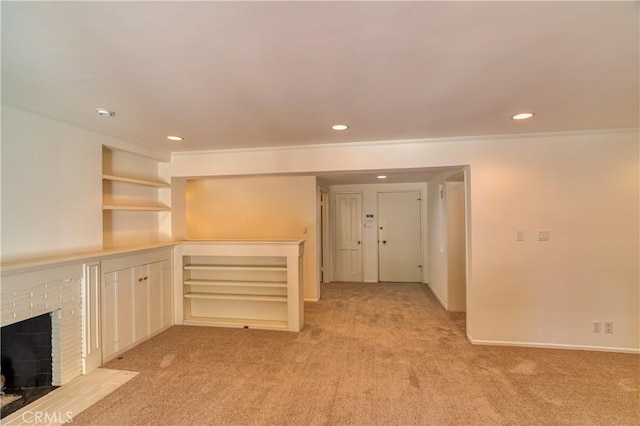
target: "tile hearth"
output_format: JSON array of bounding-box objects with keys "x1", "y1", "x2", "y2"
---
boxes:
[{"x1": 1, "y1": 368, "x2": 137, "y2": 425}]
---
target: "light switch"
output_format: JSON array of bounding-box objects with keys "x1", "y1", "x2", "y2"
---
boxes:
[
  {"x1": 516, "y1": 231, "x2": 524, "y2": 241},
  {"x1": 537, "y1": 230, "x2": 550, "y2": 241}
]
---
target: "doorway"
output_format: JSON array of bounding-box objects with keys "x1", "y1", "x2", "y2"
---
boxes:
[
  {"x1": 377, "y1": 191, "x2": 422, "y2": 282},
  {"x1": 333, "y1": 193, "x2": 363, "y2": 282}
]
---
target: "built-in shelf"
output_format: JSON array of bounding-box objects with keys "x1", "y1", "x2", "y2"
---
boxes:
[
  {"x1": 183, "y1": 317, "x2": 288, "y2": 331},
  {"x1": 103, "y1": 204, "x2": 170, "y2": 211},
  {"x1": 102, "y1": 146, "x2": 171, "y2": 248},
  {"x1": 184, "y1": 280, "x2": 287, "y2": 288},
  {"x1": 184, "y1": 292, "x2": 287, "y2": 302},
  {"x1": 103, "y1": 174, "x2": 169, "y2": 188},
  {"x1": 180, "y1": 240, "x2": 304, "y2": 332},
  {"x1": 184, "y1": 265, "x2": 287, "y2": 272}
]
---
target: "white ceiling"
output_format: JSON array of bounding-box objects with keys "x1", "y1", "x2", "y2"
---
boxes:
[{"x1": 2, "y1": 1, "x2": 638, "y2": 156}]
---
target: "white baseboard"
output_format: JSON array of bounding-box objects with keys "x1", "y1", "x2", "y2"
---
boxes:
[
  {"x1": 467, "y1": 335, "x2": 640, "y2": 354},
  {"x1": 363, "y1": 280, "x2": 378, "y2": 283},
  {"x1": 425, "y1": 282, "x2": 448, "y2": 311},
  {"x1": 304, "y1": 297, "x2": 320, "y2": 302}
]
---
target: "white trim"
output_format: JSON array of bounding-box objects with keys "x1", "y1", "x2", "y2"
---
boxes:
[
  {"x1": 425, "y1": 282, "x2": 448, "y2": 311},
  {"x1": 171, "y1": 128, "x2": 639, "y2": 157},
  {"x1": 363, "y1": 280, "x2": 378, "y2": 283},
  {"x1": 304, "y1": 297, "x2": 320, "y2": 302},
  {"x1": 467, "y1": 336, "x2": 640, "y2": 355}
]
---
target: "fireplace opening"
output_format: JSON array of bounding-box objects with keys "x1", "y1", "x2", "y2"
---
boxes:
[{"x1": 1, "y1": 313, "x2": 58, "y2": 419}]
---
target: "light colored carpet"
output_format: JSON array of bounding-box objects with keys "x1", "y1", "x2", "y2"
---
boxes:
[{"x1": 72, "y1": 282, "x2": 639, "y2": 425}]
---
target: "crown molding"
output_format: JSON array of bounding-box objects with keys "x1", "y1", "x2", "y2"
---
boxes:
[{"x1": 171, "y1": 127, "x2": 639, "y2": 158}]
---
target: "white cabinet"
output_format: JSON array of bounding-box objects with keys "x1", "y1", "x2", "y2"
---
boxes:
[
  {"x1": 180, "y1": 241, "x2": 304, "y2": 332},
  {"x1": 116, "y1": 269, "x2": 135, "y2": 352},
  {"x1": 101, "y1": 267, "x2": 135, "y2": 360},
  {"x1": 133, "y1": 265, "x2": 150, "y2": 341},
  {"x1": 134, "y1": 261, "x2": 164, "y2": 339},
  {"x1": 101, "y1": 249, "x2": 172, "y2": 361},
  {"x1": 149, "y1": 262, "x2": 163, "y2": 335},
  {"x1": 101, "y1": 271, "x2": 117, "y2": 359}
]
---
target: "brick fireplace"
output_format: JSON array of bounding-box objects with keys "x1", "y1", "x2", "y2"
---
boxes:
[
  {"x1": 0, "y1": 263, "x2": 84, "y2": 391},
  {"x1": 1, "y1": 312, "x2": 54, "y2": 389}
]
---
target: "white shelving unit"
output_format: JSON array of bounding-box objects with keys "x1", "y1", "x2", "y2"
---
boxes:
[
  {"x1": 102, "y1": 147, "x2": 171, "y2": 248},
  {"x1": 179, "y1": 240, "x2": 304, "y2": 332}
]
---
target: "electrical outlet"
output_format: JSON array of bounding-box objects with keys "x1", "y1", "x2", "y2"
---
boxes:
[
  {"x1": 605, "y1": 322, "x2": 613, "y2": 334},
  {"x1": 592, "y1": 321, "x2": 601, "y2": 333}
]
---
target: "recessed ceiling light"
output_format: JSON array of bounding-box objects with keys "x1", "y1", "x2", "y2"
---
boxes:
[
  {"x1": 512, "y1": 112, "x2": 535, "y2": 120},
  {"x1": 96, "y1": 108, "x2": 115, "y2": 117},
  {"x1": 377, "y1": 175, "x2": 387, "y2": 179},
  {"x1": 332, "y1": 124, "x2": 349, "y2": 131},
  {"x1": 167, "y1": 136, "x2": 184, "y2": 141}
]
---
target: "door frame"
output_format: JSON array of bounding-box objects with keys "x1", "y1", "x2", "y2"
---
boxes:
[
  {"x1": 441, "y1": 167, "x2": 472, "y2": 333},
  {"x1": 318, "y1": 187, "x2": 331, "y2": 286}
]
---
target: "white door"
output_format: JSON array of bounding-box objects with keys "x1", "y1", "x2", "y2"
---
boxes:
[
  {"x1": 148, "y1": 262, "x2": 163, "y2": 335},
  {"x1": 134, "y1": 265, "x2": 150, "y2": 341},
  {"x1": 116, "y1": 268, "x2": 135, "y2": 352},
  {"x1": 378, "y1": 191, "x2": 422, "y2": 282},
  {"x1": 334, "y1": 193, "x2": 363, "y2": 282},
  {"x1": 101, "y1": 272, "x2": 117, "y2": 359}
]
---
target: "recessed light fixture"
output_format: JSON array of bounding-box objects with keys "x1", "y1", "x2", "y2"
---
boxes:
[
  {"x1": 332, "y1": 124, "x2": 349, "y2": 131},
  {"x1": 166, "y1": 135, "x2": 184, "y2": 141},
  {"x1": 96, "y1": 108, "x2": 115, "y2": 117},
  {"x1": 512, "y1": 112, "x2": 535, "y2": 120},
  {"x1": 377, "y1": 175, "x2": 387, "y2": 179}
]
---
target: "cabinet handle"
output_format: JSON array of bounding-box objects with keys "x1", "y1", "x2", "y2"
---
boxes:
[{"x1": 144, "y1": 276, "x2": 148, "y2": 281}]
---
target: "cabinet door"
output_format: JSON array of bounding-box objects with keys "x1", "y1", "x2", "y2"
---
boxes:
[
  {"x1": 84, "y1": 263, "x2": 102, "y2": 372},
  {"x1": 148, "y1": 262, "x2": 163, "y2": 335},
  {"x1": 116, "y1": 268, "x2": 135, "y2": 352},
  {"x1": 134, "y1": 265, "x2": 150, "y2": 341},
  {"x1": 101, "y1": 271, "x2": 117, "y2": 359},
  {"x1": 161, "y1": 260, "x2": 172, "y2": 328}
]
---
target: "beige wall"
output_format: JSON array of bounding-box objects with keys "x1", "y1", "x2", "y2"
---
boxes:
[
  {"x1": 1, "y1": 107, "x2": 103, "y2": 261},
  {"x1": 4, "y1": 104, "x2": 636, "y2": 352},
  {"x1": 172, "y1": 130, "x2": 640, "y2": 352},
  {"x1": 1, "y1": 106, "x2": 171, "y2": 261},
  {"x1": 446, "y1": 180, "x2": 466, "y2": 312},
  {"x1": 184, "y1": 175, "x2": 319, "y2": 300}
]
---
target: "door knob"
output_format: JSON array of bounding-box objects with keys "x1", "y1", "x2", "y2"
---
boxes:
[
  {"x1": 382, "y1": 240, "x2": 387, "y2": 244},
  {"x1": 357, "y1": 241, "x2": 361, "y2": 245}
]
